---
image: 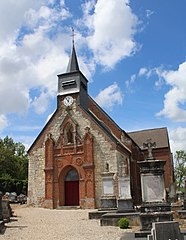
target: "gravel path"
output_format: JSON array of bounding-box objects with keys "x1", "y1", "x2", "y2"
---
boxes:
[{"x1": 0, "y1": 205, "x2": 132, "y2": 240}]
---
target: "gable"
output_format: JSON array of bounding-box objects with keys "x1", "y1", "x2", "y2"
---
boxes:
[{"x1": 128, "y1": 127, "x2": 170, "y2": 150}]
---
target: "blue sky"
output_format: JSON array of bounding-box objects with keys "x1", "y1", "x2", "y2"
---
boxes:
[{"x1": 0, "y1": 0, "x2": 186, "y2": 155}]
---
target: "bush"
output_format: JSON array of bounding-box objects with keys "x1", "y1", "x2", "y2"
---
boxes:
[{"x1": 118, "y1": 218, "x2": 129, "y2": 229}]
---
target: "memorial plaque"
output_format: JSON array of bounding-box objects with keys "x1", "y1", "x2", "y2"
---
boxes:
[
  {"x1": 141, "y1": 174, "x2": 165, "y2": 202},
  {"x1": 118, "y1": 178, "x2": 131, "y2": 199},
  {"x1": 103, "y1": 178, "x2": 113, "y2": 195}
]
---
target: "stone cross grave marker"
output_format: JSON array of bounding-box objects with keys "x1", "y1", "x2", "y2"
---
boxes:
[{"x1": 143, "y1": 138, "x2": 156, "y2": 160}]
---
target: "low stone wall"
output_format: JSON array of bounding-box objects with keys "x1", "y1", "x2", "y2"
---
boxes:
[{"x1": 100, "y1": 212, "x2": 140, "y2": 227}]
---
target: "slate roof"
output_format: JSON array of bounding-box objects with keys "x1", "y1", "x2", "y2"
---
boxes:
[
  {"x1": 128, "y1": 127, "x2": 170, "y2": 149},
  {"x1": 66, "y1": 44, "x2": 79, "y2": 73}
]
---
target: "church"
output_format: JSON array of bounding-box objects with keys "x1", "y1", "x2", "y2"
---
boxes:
[{"x1": 27, "y1": 43, "x2": 174, "y2": 209}]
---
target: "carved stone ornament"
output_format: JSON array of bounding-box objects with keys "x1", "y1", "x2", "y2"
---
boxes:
[
  {"x1": 85, "y1": 170, "x2": 92, "y2": 179},
  {"x1": 57, "y1": 160, "x2": 63, "y2": 169},
  {"x1": 46, "y1": 174, "x2": 52, "y2": 182},
  {"x1": 76, "y1": 158, "x2": 83, "y2": 166}
]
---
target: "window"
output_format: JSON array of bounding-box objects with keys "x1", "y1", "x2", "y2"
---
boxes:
[{"x1": 65, "y1": 169, "x2": 79, "y2": 181}]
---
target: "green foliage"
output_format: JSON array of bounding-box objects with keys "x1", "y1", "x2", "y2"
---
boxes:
[
  {"x1": 174, "y1": 150, "x2": 186, "y2": 192},
  {"x1": 118, "y1": 218, "x2": 129, "y2": 229},
  {"x1": 0, "y1": 136, "x2": 28, "y2": 194}
]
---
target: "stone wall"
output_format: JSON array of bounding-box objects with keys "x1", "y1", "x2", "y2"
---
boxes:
[
  {"x1": 28, "y1": 96, "x2": 131, "y2": 208},
  {"x1": 27, "y1": 148, "x2": 45, "y2": 206}
]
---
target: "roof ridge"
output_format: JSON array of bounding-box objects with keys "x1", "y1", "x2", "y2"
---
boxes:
[{"x1": 128, "y1": 127, "x2": 167, "y2": 134}]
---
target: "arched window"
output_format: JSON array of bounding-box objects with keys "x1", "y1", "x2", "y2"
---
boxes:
[{"x1": 65, "y1": 169, "x2": 79, "y2": 181}]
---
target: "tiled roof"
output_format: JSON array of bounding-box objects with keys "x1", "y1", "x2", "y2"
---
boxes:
[{"x1": 128, "y1": 127, "x2": 169, "y2": 149}]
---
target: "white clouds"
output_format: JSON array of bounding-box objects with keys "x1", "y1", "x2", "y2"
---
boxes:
[
  {"x1": 138, "y1": 67, "x2": 148, "y2": 77},
  {"x1": 24, "y1": 3, "x2": 70, "y2": 28},
  {"x1": 129, "y1": 62, "x2": 186, "y2": 122},
  {"x1": 0, "y1": 1, "x2": 42, "y2": 41},
  {"x1": 0, "y1": 115, "x2": 8, "y2": 132},
  {"x1": 156, "y1": 61, "x2": 186, "y2": 121},
  {"x1": 32, "y1": 91, "x2": 49, "y2": 114},
  {"x1": 0, "y1": 0, "x2": 140, "y2": 121},
  {"x1": 170, "y1": 127, "x2": 186, "y2": 155},
  {"x1": 146, "y1": 9, "x2": 154, "y2": 19},
  {"x1": 125, "y1": 74, "x2": 136, "y2": 92},
  {"x1": 94, "y1": 82, "x2": 123, "y2": 109},
  {"x1": 0, "y1": 1, "x2": 72, "y2": 118},
  {"x1": 125, "y1": 67, "x2": 149, "y2": 90},
  {"x1": 128, "y1": 62, "x2": 186, "y2": 122},
  {"x1": 81, "y1": 0, "x2": 139, "y2": 68}
]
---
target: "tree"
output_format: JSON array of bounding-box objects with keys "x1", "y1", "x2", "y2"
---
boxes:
[
  {"x1": 174, "y1": 150, "x2": 186, "y2": 192},
  {"x1": 0, "y1": 136, "x2": 28, "y2": 194}
]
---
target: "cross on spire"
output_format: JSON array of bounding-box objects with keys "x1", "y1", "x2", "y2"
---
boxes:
[
  {"x1": 66, "y1": 27, "x2": 79, "y2": 73},
  {"x1": 71, "y1": 27, "x2": 75, "y2": 45}
]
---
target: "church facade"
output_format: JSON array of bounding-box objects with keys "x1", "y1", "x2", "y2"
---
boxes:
[{"x1": 27, "y1": 45, "x2": 174, "y2": 209}]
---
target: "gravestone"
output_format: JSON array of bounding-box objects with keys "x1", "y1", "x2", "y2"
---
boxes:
[
  {"x1": 100, "y1": 172, "x2": 117, "y2": 210},
  {"x1": 2, "y1": 200, "x2": 12, "y2": 222},
  {"x1": 177, "y1": 178, "x2": 186, "y2": 218},
  {"x1": 138, "y1": 139, "x2": 173, "y2": 232},
  {"x1": 168, "y1": 181, "x2": 176, "y2": 203},
  {"x1": 184, "y1": 179, "x2": 186, "y2": 209},
  {"x1": 89, "y1": 166, "x2": 117, "y2": 220},
  {"x1": 0, "y1": 192, "x2": 4, "y2": 234},
  {"x1": 147, "y1": 235, "x2": 153, "y2": 240},
  {"x1": 117, "y1": 158, "x2": 133, "y2": 212},
  {"x1": 147, "y1": 221, "x2": 184, "y2": 240},
  {"x1": 99, "y1": 159, "x2": 138, "y2": 227}
]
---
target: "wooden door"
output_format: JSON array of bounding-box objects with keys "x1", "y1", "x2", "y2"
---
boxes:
[
  {"x1": 65, "y1": 181, "x2": 79, "y2": 206},
  {"x1": 64, "y1": 169, "x2": 79, "y2": 206}
]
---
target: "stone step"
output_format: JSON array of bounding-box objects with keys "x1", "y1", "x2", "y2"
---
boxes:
[{"x1": 56, "y1": 206, "x2": 80, "y2": 210}]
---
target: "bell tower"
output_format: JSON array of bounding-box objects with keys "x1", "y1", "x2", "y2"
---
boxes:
[{"x1": 57, "y1": 39, "x2": 88, "y2": 110}]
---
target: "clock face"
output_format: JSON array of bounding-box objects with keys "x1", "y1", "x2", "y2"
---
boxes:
[{"x1": 64, "y1": 96, "x2": 73, "y2": 106}]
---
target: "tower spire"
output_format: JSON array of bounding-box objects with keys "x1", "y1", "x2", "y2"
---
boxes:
[{"x1": 66, "y1": 27, "x2": 79, "y2": 73}]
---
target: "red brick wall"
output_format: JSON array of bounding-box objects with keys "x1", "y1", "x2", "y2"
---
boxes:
[{"x1": 44, "y1": 128, "x2": 96, "y2": 209}]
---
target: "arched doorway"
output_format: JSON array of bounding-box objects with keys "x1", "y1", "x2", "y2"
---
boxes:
[{"x1": 64, "y1": 168, "x2": 79, "y2": 206}]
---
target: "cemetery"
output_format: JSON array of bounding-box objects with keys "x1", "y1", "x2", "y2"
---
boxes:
[
  {"x1": 1, "y1": 23, "x2": 186, "y2": 240},
  {"x1": 88, "y1": 141, "x2": 186, "y2": 239},
  {"x1": 1, "y1": 142, "x2": 186, "y2": 239},
  {"x1": 1, "y1": 41, "x2": 186, "y2": 240}
]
